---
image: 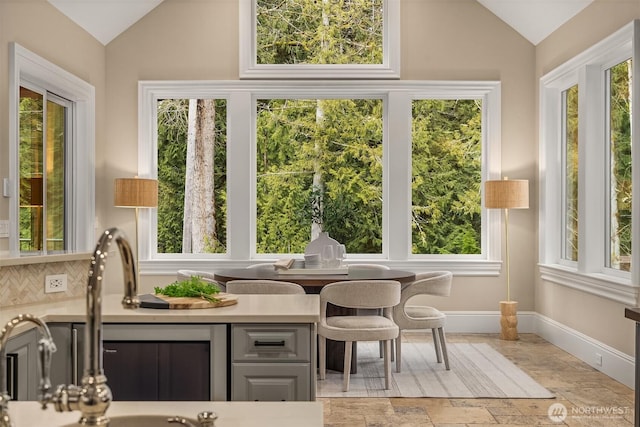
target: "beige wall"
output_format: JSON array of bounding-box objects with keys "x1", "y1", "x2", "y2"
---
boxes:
[
  {"x1": 535, "y1": 0, "x2": 640, "y2": 356},
  {"x1": 104, "y1": 0, "x2": 539, "y2": 311}
]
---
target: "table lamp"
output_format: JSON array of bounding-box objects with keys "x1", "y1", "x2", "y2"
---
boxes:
[
  {"x1": 484, "y1": 177, "x2": 529, "y2": 340},
  {"x1": 114, "y1": 177, "x2": 158, "y2": 284}
]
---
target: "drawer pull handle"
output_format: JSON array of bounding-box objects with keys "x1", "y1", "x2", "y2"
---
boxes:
[{"x1": 254, "y1": 340, "x2": 285, "y2": 347}]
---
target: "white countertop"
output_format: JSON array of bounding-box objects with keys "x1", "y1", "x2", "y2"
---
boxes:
[
  {"x1": 1, "y1": 294, "x2": 320, "y2": 335},
  {"x1": 8, "y1": 401, "x2": 323, "y2": 427}
]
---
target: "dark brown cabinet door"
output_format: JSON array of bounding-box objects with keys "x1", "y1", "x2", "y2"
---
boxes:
[
  {"x1": 158, "y1": 342, "x2": 210, "y2": 401},
  {"x1": 103, "y1": 341, "x2": 210, "y2": 401}
]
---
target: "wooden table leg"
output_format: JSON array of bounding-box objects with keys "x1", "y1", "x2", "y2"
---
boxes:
[{"x1": 324, "y1": 304, "x2": 357, "y2": 374}]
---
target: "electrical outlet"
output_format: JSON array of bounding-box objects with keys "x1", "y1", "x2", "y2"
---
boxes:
[
  {"x1": 595, "y1": 353, "x2": 603, "y2": 366},
  {"x1": 45, "y1": 274, "x2": 67, "y2": 293}
]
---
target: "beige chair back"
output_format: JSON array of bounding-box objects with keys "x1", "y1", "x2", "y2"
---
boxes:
[
  {"x1": 226, "y1": 280, "x2": 306, "y2": 294},
  {"x1": 320, "y1": 280, "x2": 400, "y2": 314},
  {"x1": 401, "y1": 271, "x2": 452, "y2": 301}
]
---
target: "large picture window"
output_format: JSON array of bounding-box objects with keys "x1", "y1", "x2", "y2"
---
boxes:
[
  {"x1": 139, "y1": 81, "x2": 501, "y2": 274},
  {"x1": 256, "y1": 98, "x2": 383, "y2": 254}
]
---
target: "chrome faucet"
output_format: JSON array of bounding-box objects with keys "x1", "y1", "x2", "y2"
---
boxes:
[
  {"x1": 0, "y1": 313, "x2": 57, "y2": 427},
  {"x1": 48, "y1": 227, "x2": 140, "y2": 426}
]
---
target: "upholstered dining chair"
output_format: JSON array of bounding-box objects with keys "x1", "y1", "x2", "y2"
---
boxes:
[
  {"x1": 225, "y1": 279, "x2": 306, "y2": 294},
  {"x1": 393, "y1": 271, "x2": 453, "y2": 373},
  {"x1": 176, "y1": 269, "x2": 226, "y2": 292},
  {"x1": 348, "y1": 264, "x2": 392, "y2": 357},
  {"x1": 318, "y1": 280, "x2": 401, "y2": 392}
]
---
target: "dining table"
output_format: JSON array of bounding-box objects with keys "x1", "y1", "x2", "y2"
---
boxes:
[{"x1": 214, "y1": 266, "x2": 416, "y2": 373}]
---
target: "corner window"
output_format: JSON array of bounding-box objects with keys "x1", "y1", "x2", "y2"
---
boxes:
[
  {"x1": 9, "y1": 43, "x2": 95, "y2": 256},
  {"x1": 239, "y1": 0, "x2": 400, "y2": 78},
  {"x1": 539, "y1": 20, "x2": 638, "y2": 304}
]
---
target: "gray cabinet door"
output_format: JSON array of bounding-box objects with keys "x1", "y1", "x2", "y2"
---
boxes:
[
  {"x1": 231, "y1": 363, "x2": 310, "y2": 401},
  {"x1": 5, "y1": 329, "x2": 38, "y2": 401}
]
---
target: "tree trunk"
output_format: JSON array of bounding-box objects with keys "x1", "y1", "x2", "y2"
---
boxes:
[
  {"x1": 183, "y1": 99, "x2": 216, "y2": 253},
  {"x1": 311, "y1": 101, "x2": 324, "y2": 241},
  {"x1": 182, "y1": 99, "x2": 197, "y2": 253}
]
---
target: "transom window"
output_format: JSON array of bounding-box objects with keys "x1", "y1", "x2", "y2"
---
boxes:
[{"x1": 239, "y1": 0, "x2": 400, "y2": 78}]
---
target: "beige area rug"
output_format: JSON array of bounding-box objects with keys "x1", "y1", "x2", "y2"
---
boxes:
[{"x1": 317, "y1": 342, "x2": 555, "y2": 398}]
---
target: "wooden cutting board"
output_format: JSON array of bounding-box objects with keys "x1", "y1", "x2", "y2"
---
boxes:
[{"x1": 139, "y1": 293, "x2": 238, "y2": 309}]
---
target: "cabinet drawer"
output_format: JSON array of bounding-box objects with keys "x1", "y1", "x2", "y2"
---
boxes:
[
  {"x1": 232, "y1": 363, "x2": 310, "y2": 401},
  {"x1": 232, "y1": 324, "x2": 310, "y2": 362}
]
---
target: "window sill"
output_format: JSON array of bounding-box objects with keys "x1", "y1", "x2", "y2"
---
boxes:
[
  {"x1": 141, "y1": 258, "x2": 502, "y2": 277},
  {"x1": 538, "y1": 263, "x2": 638, "y2": 305},
  {"x1": 0, "y1": 252, "x2": 92, "y2": 267}
]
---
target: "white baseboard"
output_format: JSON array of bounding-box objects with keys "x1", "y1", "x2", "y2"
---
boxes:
[{"x1": 444, "y1": 311, "x2": 635, "y2": 389}]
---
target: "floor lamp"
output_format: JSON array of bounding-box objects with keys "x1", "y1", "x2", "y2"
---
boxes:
[
  {"x1": 114, "y1": 177, "x2": 158, "y2": 286},
  {"x1": 484, "y1": 177, "x2": 529, "y2": 341}
]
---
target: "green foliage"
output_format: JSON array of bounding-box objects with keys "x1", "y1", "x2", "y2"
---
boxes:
[
  {"x1": 411, "y1": 99, "x2": 482, "y2": 254},
  {"x1": 154, "y1": 276, "x2": 221, "y2": 303},
  {"x1": 609, "y1": 59, "x2": 632, "y2": 270},
  {"x1": 255, "y1": 98, "x2": 383, "y2": 254},
  {"x1": 256, "y1": 0, "x2": 383, "y2": 65}
]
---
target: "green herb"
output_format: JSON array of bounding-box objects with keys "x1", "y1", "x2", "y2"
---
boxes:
[{"x1": 154, "y1": 276, "x2": 221, "y2": 303}]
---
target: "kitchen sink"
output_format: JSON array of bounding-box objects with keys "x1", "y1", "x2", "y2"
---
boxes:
[{"x1": 62, "y1": 415, "x2": 202, "y2": 426}]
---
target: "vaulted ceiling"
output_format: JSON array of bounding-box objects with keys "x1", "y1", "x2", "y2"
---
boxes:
[{"x1": 47, "y1": 0, "x2": 593, "y2": 46}]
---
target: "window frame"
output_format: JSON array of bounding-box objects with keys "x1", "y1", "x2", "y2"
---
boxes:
[
  {"x1": 8, "y1": 43, "x2": 95, "y2": 256},
  {"x1": 539, "y1": 20, "x2": 640, "y2": 305},
  {"x1": 139, "y1": 80, "x2": 501, "y2": 275},
  {"x1": 238, "y1": 0, "x2": 401, "y2": 79}
]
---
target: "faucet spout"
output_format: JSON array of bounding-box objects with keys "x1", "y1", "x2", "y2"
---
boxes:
[
  {"x1": 48, "y1": 227, "x2": 140, "y2": 426},
  {"x1": 86, "y1": 227, "x2": 140, "y2": 379},
  {"x1": 0, "y1": 314, "x2": 57, "y2": 427}
]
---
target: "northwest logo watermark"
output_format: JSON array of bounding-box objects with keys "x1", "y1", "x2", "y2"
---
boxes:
[{"x1": 548, "y1": 403, "x2": 631, "y2": 423}]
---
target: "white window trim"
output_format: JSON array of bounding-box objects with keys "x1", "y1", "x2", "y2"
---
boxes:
[
  {"x1": 8, "y1": 43, "x2": 95, "y2": 256},
  {"x1": 238, "y1": 0, "x2": 400, "y2": 79},
  {"x1": 539, "y1": 20, "x2": 640, "y2": 306},
  {"x1": 138, "y1": 80, "x2": 501, "y2": 276}
]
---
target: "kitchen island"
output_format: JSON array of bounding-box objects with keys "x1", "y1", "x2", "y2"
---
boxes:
[{"x1": 1, "y1": 293, "x2": 321, "y2": 423}]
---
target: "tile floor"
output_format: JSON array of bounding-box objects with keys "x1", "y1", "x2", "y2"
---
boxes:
[{"x1": 319, "y1": 332, "x2": 635, "y2": 426}]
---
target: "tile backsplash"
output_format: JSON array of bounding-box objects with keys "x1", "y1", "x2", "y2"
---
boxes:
[{"x1": 0, "y1": 260, "x2": 88, "y2": 308}]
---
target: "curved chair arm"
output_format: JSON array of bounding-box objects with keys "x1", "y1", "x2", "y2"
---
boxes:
[{"x1": 399, "y1": 271, "x2": 452, "y2": 303}]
